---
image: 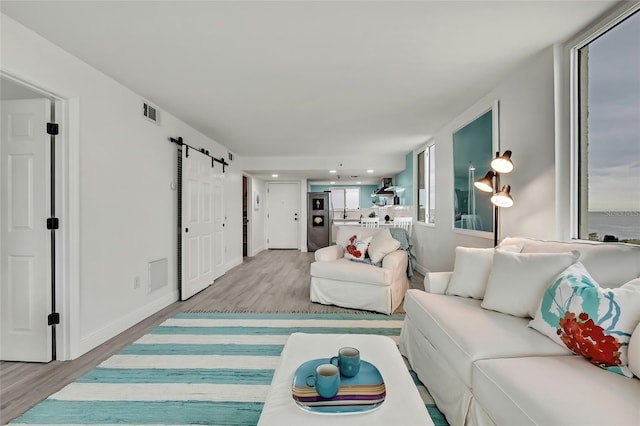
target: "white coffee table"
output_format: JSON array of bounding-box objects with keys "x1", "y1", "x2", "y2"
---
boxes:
[{"x1": 258, "y1": 333, "x2": 433, "y2": 425}]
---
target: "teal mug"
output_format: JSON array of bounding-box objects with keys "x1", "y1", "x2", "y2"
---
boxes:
[
  {"x1": 330, "y1": 347, "x2": 360, "y2": 377},
  {"x1": 305, "y1": 363, "x2": 340, "y2": 398}
]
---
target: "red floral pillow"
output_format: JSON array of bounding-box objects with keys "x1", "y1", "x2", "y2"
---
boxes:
[
  {"x1": 344, "y1": 235, "x2": 373, "y2": 261},
  {"x1": 529, "y1": 262, "x2": 640, "y2": 377}
]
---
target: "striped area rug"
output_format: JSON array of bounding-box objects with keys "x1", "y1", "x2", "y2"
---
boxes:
[{"x1": 11, "y1": 313, "x2": 447, "y2": 425}]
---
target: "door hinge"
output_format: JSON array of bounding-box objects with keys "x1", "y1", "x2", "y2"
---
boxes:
[
  {"x1": 48, "y1": 312, "x2": 60, "y2": 325},
  {"x1": 47, "y1": 217, "x2": 59, "y2": 230},
  {"x1": 47, "y1": 122, "x2": 59, "y2": 136}
]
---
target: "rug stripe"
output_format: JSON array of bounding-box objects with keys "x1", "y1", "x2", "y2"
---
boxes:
[
  {"x1": 152, "y1": 326, "x2": 401, "y2": 336},
  {"x1": 174, "y1": 312, "x2": 405, "y2": 320},
  {"x1": 99, "y1": 354, "x2": 281, "y2": 369},
  {"x1": 118, "y1": 343, "x2": 283, "y2": 356},
  {"x1": 76, "y1": 368, "x2": 274, "y2": 385},
  {"x1": 10, "y1": 400, "x2": 263, "y2": 425},
  {"x1": 161, "y1": 318, "x2": 404, "y2": 328},
  {"x1": 135, "y1": 334, "x2": 290, "y2": 345},
  {"x1": 49, "y1": 383, "x2": 268, "y2": 402}
]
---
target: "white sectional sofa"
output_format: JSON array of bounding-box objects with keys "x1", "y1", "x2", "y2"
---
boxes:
[
  {"x1": 400, "y1": 237, "x2": 640, "y2": 426},
  {"x1": 310, "y1": 225, "x2": 410, "y2": 314}
]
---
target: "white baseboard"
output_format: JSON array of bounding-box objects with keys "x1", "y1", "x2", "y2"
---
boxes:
[
  {"x1": 77, "y1": 290, "x2": 178, "y2": 358},
  {"x1": 250, "y1": 245, "x2": 265, "y2": 257},
  {"x1": 414, "y1": 263, "x2": 429, "y2": 277},
  {"x1": 224, "y1": 256, "x2": 243, "y2": 272}
]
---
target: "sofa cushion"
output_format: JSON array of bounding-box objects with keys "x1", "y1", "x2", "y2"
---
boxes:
[
  {"x1": 446, "y1": 245, "x2": 522, "y2": 299},
  {"x1": 343, "y1": 234, "x2": 372, "y2": 261},
  {"x1": 481, "y1": 250, "x2": 579, "y2": 318},
  {"x1": 472, "y1": 355, "x2": 640, "y2": 426},
  {"x1": 501, "y1": 237, "x2": 640, "y2": 288},
  {"x1": 367, "y1": 229, "x2": 401, "y2": 263},
  {"x1": 628, "y1": 322, "x2": 640, "y2": 378},
  {"x1": 310, "y1": 258, "x2": 391, "y2": 286},
  {"x1": 403, "y1": 289, "x2": 571, "y2": 387},
  {"x1": 529, "y1": 262, "x2": 640, "y2": 377}
]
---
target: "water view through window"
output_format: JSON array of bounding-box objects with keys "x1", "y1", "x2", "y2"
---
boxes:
[{"x1": 578, "y1": 10, "x2": 640, "y2": 244}]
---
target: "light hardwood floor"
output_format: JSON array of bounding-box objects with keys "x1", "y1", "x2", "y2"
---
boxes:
[{"x1": 0, "y1": 249, "x2": 424, "y2": 424}]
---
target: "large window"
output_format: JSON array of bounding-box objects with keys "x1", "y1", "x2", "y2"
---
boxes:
[
  {"x1": 417, "y1": 142, "x2": 435, "y2": 223},
  {"x1": 576, "y1": 10, "x2": 640, "y2": 244},
  {"x1": 330, "y1": 188, "x2": 360, "y2": 210}
]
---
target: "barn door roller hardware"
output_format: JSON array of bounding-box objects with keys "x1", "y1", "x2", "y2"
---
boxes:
[{"x1": 169, "y1": 136, "x2": 229, "y2": 172}]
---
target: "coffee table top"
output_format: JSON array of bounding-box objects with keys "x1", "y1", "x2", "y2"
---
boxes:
[{"x1": 258, "y1": 333, "x2": 433, "y2": 426}]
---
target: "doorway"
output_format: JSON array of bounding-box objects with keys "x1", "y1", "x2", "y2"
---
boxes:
[
  {"x1": 0, "y1": 74, "x2": 75, "y2": 362},
  {"x1": 0, "y1": 80, "x2": 57, "y2": 362},
  {"x1": 243, "y1": 176, "x2": 248, "y2": 257}
]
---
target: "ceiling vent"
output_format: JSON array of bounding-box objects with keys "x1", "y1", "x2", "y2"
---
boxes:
[{"x1": 143, "y1": 100, "x2": 160, "y2": 125}]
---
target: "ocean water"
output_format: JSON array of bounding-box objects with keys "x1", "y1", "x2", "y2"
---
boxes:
[{"x1": 587, "y1": 211, "x2": 640, "y2": 240}]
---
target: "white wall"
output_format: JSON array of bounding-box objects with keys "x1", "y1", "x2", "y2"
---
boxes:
[
  {"x1": 1, "y1": 14, "x2": 242, "y2": 358},
  {"x1": 413, "y1": 47, "x2": 558, "y2": 273},
  {"x1": 249, "y1": 177, "x2": 267, "y2": 255}
]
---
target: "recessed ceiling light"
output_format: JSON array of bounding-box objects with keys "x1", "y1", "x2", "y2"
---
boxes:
[
  {"x1": 272, "y1": 174, "x2": 278, "y2": 178},
  {"x1": 329, "y1": 170, "x2": 337, "y2": 174},
  {"x1": 367, "y1": 169, "x2": 374, "y2": 173},
  {"x1": 330, "y1": 181, "x2": 336, "y2": 184},
  {"x1": 357, "y1": 181, "x2": 362, "y2": 184}
]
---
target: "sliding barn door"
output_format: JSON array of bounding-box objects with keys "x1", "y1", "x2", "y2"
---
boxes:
[
  {"x1": 181, "y1": 148, "x2": 218, "y2": 300},
  {"x1": 212, "y1": 174, "x2": 225, "y2": 280}
]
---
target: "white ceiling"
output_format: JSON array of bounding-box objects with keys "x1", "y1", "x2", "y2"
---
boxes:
[{"x1": 0, "y1": 1, "x2": 618, "y2": 184}]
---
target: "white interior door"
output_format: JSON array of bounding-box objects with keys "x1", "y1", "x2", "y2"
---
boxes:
[
  {"x1": 212, "y1": 173, "x2": 224, "y2": 279},
  {"x1": 267, "y1": 182, "x2": 300, "y2": 249},
  {"x1": 181, "y1": 149, "x2": 215, "y2": 300},
  {"x1": 0, "y1": 99, "x2": 53, "y2": 362}
]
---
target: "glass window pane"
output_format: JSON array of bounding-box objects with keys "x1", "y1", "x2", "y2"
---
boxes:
[
  {"x1": 417, "y1": 150, "x2": 426, "y2": 222},
  {"x1": 345, "y1": 188, "x2": 360, "y2": 210},
  {"x1": 578, "y1": 11, "x2": 640, "y2": 244},
  {"x1": 330, "y1": 189, "x2": 344, "y2": 209},
  {"x1": 428, "y1": 144, "x2": 436, "y2": 223}
]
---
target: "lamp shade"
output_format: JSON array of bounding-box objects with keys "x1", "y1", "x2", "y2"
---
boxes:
[
  {"x1": 474, "y1": 171, "x2": 495, "y2": 193},
  {"x1": 491, "y1": 185, "x2": 514, "y2": 208},
  {"x1": 491, "y1": 150, "x2": 514, "y2": 174}
]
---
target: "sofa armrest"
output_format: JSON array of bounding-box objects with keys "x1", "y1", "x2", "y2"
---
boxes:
[
  {"x1": 314, "y1": 245, "x2": 344, "y2": 262},
  {"x1": 381, "y1": 249, "x2": 408, "y2": 270},
  {"x1": 424, "y1": 271, "x2": 452, "y2": 294}
]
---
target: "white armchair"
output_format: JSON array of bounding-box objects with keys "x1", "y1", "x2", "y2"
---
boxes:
[{"x1": 310, "y1": 226, "x2": 410, "y2": 314}]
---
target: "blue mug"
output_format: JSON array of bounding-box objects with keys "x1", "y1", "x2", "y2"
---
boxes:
[
  {"x1": 305, "y1": 363, "x2": 340, "y2": 398},
  {"x1": 330, "y1": 347, "x2": 360, "y2": 377}
]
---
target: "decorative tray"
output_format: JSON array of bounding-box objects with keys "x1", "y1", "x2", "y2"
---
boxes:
[{"x1": 292, "y1": 358, "x2": 386, "y2": 414}]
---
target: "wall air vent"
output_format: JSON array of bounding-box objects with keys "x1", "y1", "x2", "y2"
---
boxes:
[{"x1": 143, "y1": 100, "x2": 160, "y2": 125}]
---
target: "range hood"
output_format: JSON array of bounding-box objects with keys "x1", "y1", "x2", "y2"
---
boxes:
[{"x1": 374, "y1": 178, "x2": 395, "y2": 196}]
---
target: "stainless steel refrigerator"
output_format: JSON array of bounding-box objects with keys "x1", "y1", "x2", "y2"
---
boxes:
[{"x1": 307, "y1": 192, "x2": 332, "y2": 251}]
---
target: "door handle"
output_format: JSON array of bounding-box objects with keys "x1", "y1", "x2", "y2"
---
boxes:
[{"x1": 185, "y1": 228, "x2": 189, "y2": 233}]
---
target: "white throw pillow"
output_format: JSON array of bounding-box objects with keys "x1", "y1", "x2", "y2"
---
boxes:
[
  {"x1": 481, "y1": 250, "x2": 580, "y2": 318},
  {"x1": 367, "y1": 229, "x2": 401, "y2": 263},
  {"x1": 529, "y1": 263, "x2": 640, "y2": 378},
  {"x1": 628, "y1": 322, "x2": 640, "y2": 379},
  {"x1": 446, "y1": 245, "x2": 522, "y2": 299},
  {"x1": 343, "y1": 234, "x2": 373, "y2": 261}
]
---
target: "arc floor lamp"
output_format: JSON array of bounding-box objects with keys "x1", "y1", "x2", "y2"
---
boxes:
[{"x1": 474, "y1": 150, "x2": 514, "y2": 246}]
